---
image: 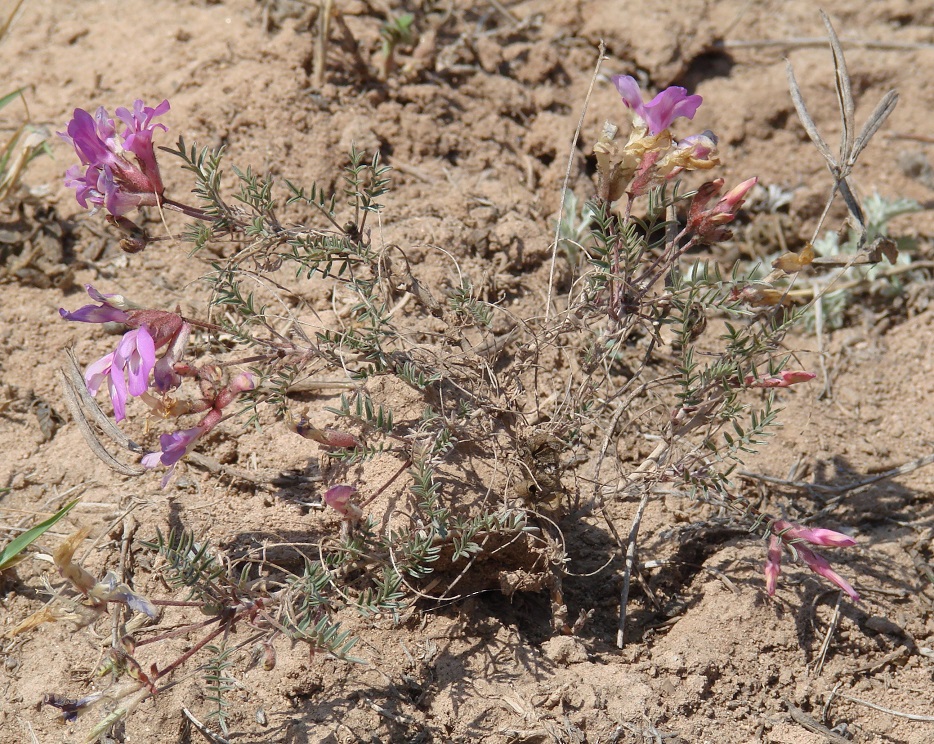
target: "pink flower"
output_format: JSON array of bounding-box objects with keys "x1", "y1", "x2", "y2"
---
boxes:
[
  {"x1": 764, "y1": 535, "x2": 782, "y2": 596},
  {"x1": 771, "y1": 519, "x2": 856, "y2": 549},
  {"x1": 613, "y1": 75, "x2": 703, "y2": 135},
  {"x1": 745, "y1": 370, "x2": 817, "y2": 388},
  {"x1": 324, "y1": 485, "x2": 363, "y2": 520},
  {"x1": 85, "y1": 326, "x2": 156, "y2": 422},
  {"x1": 795, "y1": 544, "x2": 860, "y2": 602},
  {"x1": 765, "y1": 519, "x2": 859, "y2": 601},
  {"x1": 60, "y1": 100, "x2": 169, "y2": 216},
  {"x1": 687, "y1": 177, "x2": 758, "y2": 241},
  {"x1": 713, "y1": 177, "x2": 758, "y2": 220}
]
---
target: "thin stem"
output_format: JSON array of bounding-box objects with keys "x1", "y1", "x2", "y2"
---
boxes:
[
  {"x1": 618, "y1": 489, "x2": 651, "y2": 649},
  {"x1": 162, "y1": 196, "x2": 218, "y2": 222},
  {"x1": 153, "y1": 620, "x2": 228, "y2": 684}
]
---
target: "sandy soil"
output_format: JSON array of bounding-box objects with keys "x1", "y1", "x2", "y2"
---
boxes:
[{"x1": 2, "y1": 1, "x2": 934, "y2": 743}]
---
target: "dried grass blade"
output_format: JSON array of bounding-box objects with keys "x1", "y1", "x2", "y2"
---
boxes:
[
  {"x1": 821, "y1": 11, "x2": 855, "y2": 162},
  {"x1": 0, "y1": 0, "x2": 25, "y2": 43},
  {"x1": 851, "y1": 90, "x2": 899, "y2": 163},
  {"x1": 785, "y1": 60, "x2": 835, "y2": 165},
  {"x1": 59, "y1": 369, "x2": 144, "y2": 475},
  {"x1": 59, "y1": 354, "x2": 145, "y2": 476}
]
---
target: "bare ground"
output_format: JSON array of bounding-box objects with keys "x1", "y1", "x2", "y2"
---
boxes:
[{"x1": 2, "y1": 1, "x2": 934, "y2": 743}]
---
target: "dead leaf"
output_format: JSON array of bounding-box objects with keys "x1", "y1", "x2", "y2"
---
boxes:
[{"x1": 772, "y1": 242, "x2": 815, "y2": 273}]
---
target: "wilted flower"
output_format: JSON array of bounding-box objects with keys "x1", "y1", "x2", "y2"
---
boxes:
[
  {"x1": 613, "y1": 75, "x2": 703, "y2": 136},
  {"x1": 729, "y1": 285, "x2": 790, "y2": 307},
  {"x1": 745, "y1": 370, "x2": 816, "y2": 388},
  {"x1": 60, "y1": 99, "x2": 169, "y2": 216},
  {"x1": 290, "y1": 416, "x2": 360, "y2": 449},
  {"x1": 656, "y1": 130, "x2": 720, "y2": 178},
  {"x1": 89, "y1": 571, "x2": 158, "y2": 618},
  {"x1": 765, "y1": 518, "x2": 859, "y2": 601},
  {"x1": 772, "y1": 243, "x2": 815, "y2": 273}
]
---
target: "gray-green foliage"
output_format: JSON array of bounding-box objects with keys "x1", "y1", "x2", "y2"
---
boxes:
[{"x1": 807, "y1": 192, "x2": 922, "y2": 330}]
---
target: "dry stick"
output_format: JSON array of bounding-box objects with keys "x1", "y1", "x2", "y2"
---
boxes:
[
  {"x1": 787, "y1": 261, "x2": 934, "y2": 300},
  {"x1": 721, "y1": 37, "x2": 934, "y2": 52},
  {"x1": 814, "y1": 280, "x2": 832, "y2": 399},
  {"x1": 832, "y1": 646, "x2": 909, "y2": 681},
  {"x1": 487, "y1": 0, "x2": 519, "y2": 25},
  {"x1": 58, "y1": 365, "x2": 145, "y2": 476},
  {"x1": 782, "y1": 698, "x2": 850, "y2": 744},
  {"x1": 890, "y1": 131, "x2": 934, "y2": 144},
  {"x1": 813, "y1": 592, "x2": 842, "y2": 677},
  {"x1": 739, "y1": 450, "x2": 934, "y2": 497},
  {"x1": 836, "y1": 692, "x2": 934, "y2": 723},
  {"x1": 182, "y1": 706, "x2": 230, "y2": 744},
  {"x1": 616, "y1": 440, "x2": 669, "y2": 648},
  {"x1": 785, "y1": 11, "x2": 898, "y2": 259},
  {"x1": 545, "y1": 41, "x2": 606, "y2": 323},
  {"x1": 312, "y1": 0, "x2": 333, "y2": 89},
  {"x1": 618, "y1": 489, "x2": 650, "y2": 649},
  {"x1": 112, "y1": 520, "x2": 137, "y2": 649}
]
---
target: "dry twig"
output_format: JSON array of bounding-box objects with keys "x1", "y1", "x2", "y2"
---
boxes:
[{"x1": 545, "y1": 41, "x2": 606, "y2": 322}]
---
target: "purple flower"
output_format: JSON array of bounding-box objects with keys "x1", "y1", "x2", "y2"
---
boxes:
[
  {"x1": 115, "y1": 99, "x2": 170, "y2": 195},
  {"x1": 142, "y1": 426, "x2": 205, "y2": 487},
  {"x1": 60, "y1": 99, "x2": 169, "y2": 216},
  {"x1": 85, "y1": 326, "x2": 157, "y2": 421},
  {"x1": 59, "y1": 284, "x2": 131, "y2": 324},
  {"x1": 140, "y1": 373, "x2": 254, "y2": 487},
  {"x1": 613, "y1": 75, "x2": 703, "y2": 135},
  {"x1": 115, "y1": 328, "x2": 157, "y2": 396},
  {"x1": 61, "y1": 285, "x2": 193, "y2": 401},
  {"x1": 142, "y1": 426, "x2": 204, "y2": 469}
]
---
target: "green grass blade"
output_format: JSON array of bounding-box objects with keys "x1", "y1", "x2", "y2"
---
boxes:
[
  {"x1": 0, "y1": 87, "x2": 24, "y2": 112},
  {"x1": 0, "y1": 498, "x2": 80, "y2": 571}
]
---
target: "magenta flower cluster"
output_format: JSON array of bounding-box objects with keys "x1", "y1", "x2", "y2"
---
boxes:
[
  {"x1": 60, "y1": 99, "x2": 169, "y2": 216},
  {"x1": 62, "y1": 284, "x2": 256, "y2": 484},
  {"x1": 60, "y1": 285, "x2": 189, "y2": 422}
]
